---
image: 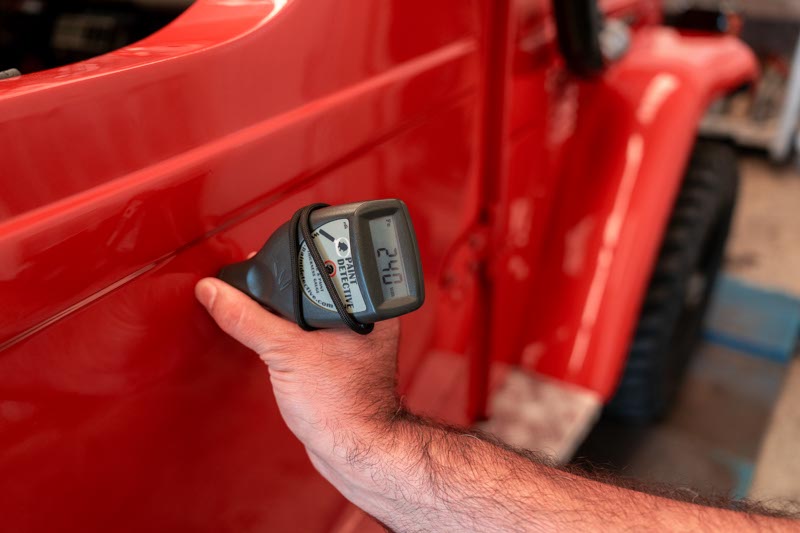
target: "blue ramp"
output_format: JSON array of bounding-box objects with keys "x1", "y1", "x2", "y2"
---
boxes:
[{"x1": 704, "y1": 275, "x2": 800, "y2": 364}]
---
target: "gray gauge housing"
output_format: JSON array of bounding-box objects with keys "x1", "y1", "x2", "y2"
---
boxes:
[{"x1": 218, "y1": 199, "x2": 425, "y2": 329}]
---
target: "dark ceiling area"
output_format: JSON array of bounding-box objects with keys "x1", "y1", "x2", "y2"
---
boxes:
[{"x1": 0, "y1": 0, "x2": 193, "y2": 75}]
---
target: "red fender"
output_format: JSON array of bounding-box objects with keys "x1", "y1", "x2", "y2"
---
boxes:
[{"x1": 500, "y1": 27, "x2": 757, "y2": 400}]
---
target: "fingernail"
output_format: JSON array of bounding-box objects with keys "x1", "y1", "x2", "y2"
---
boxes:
[{"x1": 195, "y1": 278, "x2": 218, "y2": 309}]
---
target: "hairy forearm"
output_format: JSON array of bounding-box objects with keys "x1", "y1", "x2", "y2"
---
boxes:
[
  {"x1": 196, "y1": 281, "x2": 794, "y2": 532},
  {"x1": 309, "y1": 412, "x2": 796, "y2": 533}
]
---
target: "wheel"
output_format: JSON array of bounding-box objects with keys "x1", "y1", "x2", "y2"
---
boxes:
[{"x1": 606, "y1": 139, "x2": 740, "y2": 423}]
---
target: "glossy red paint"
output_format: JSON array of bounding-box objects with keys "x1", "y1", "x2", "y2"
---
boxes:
[
  {"x1": 488, "y1": 25, "x2": 757, "y2": 398},
  {"x1": 0, "y1": 1, "x2": 487, "y2": 530},
  {"x1": 0, "y1": 0, "x2": 756, "y2": 530}
]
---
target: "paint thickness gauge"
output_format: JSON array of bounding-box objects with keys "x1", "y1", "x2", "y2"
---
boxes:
[{"x1": 218, "y1": 199, "x2": 424, "y2": 334}]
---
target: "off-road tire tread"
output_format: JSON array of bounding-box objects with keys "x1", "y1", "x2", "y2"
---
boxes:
[{"x1": 606, "y1": 140, "x2": 739, "y2": 423}]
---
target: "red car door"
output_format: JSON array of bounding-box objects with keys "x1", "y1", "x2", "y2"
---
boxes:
[{"x1": 0, "y1": 1, "x2": 488, "y2": 530}]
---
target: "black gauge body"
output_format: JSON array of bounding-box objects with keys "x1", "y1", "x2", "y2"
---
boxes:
[{"x1": 218, "y1": 199, "x2": 424, "y2": 329}]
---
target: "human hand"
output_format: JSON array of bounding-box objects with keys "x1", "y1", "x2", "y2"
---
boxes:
[
  {"x1": 193, "y1": 281, "x2": 790, "y2": 533},
  {"x1": 194, "y1": 277, "x2": 401, "y2": 457}
]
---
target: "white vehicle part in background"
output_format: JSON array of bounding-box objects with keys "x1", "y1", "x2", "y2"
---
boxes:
[{"x1": 771, "y1": 33, "x2": 800, "y2": 162}]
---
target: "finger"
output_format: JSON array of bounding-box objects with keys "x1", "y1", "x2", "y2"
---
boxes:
[{"x1": 195, "y1": 277, "x2": 297, "y2": 354}]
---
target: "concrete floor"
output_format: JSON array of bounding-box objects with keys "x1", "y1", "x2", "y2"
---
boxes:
[
  {"x1": 732, "y1": 156, "x2": 800, "y2": 510},
  {"x1": 751, "y1": 359, "x2": 800, "y2": 511},
  {"x1": 727, "y1": 156, "x2": 800, "y2": 296},
  {"x1": 573, "y1": 152, "x2": 800, "y2": 508},
  {"x1": 575, "y1": 343, "x2": 785, "y2": 499}
]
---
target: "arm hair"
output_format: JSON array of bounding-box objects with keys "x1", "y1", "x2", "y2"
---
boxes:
[{"x1": 329, "y1": 410, "x2": 798, "y2": 533}]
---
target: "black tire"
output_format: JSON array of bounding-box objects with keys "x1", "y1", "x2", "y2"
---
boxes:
[{"x1": 606, "y1": 140, "x2": 739, "y2": 424}]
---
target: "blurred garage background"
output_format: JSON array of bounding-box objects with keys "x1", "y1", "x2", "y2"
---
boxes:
[
  {"x1": 573, "y1": 0, "x2": 800, "y2": 514},
  {"x1": 1, "y1": 0, "x2": 799, "y2": 516}
]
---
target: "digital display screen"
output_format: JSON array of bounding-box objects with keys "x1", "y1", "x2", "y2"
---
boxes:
[{"x1": 369, "y1": 215, "x2": 410, "y2": 300}]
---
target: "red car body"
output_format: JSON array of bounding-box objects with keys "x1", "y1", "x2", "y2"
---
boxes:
[{"x1": 0, "y1": 0, "x2": 756, "y2": 531}]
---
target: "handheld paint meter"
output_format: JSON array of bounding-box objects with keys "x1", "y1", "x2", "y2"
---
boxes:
[{"x1": 218, "y1": 200, "x2": 424, "y2": 334}]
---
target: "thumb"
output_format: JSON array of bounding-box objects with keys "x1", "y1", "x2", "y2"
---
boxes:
[{"x1": 195, "y1": 277, "x2": 297, "y2": 354}]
